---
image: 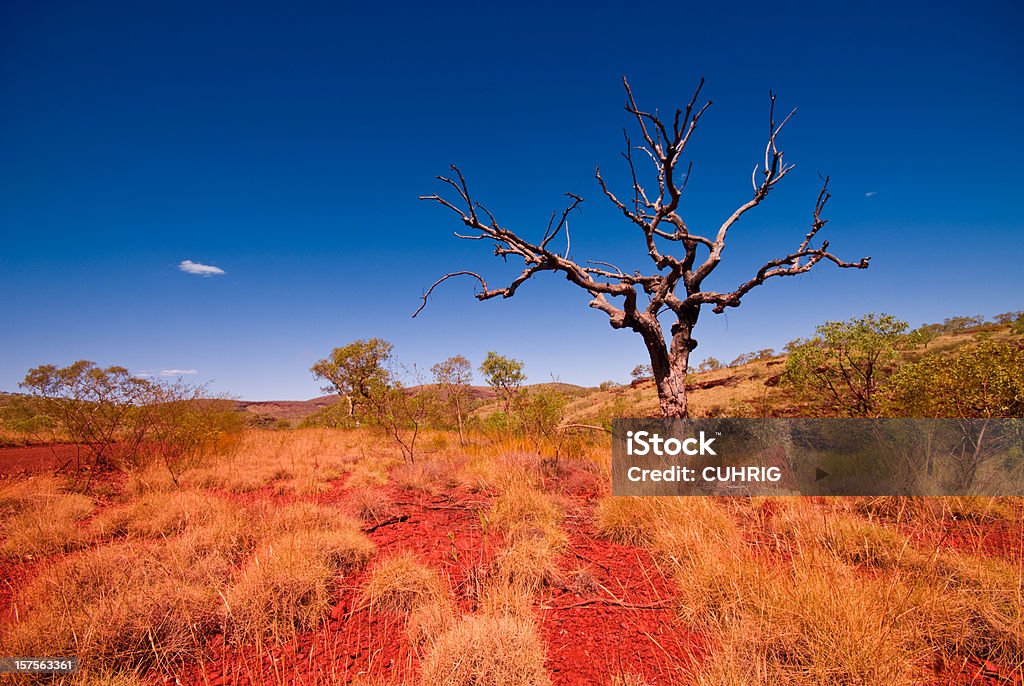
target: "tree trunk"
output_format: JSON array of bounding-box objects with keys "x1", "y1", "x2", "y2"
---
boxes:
[
  {"x1": 643, "y1": 317, "x2": 696, "y2": 418},
  {"x1": 454, "y1": 395, "x2": 465, "y2": 447}
]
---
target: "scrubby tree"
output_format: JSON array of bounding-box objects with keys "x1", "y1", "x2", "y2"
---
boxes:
[
  {"x1": 884, "y1": 341, "x2": 1024, "y2": 419},
  {"x1": 909, "y1": 324, "x2": 939, "y2": 349},
  {"x1": 18, "y1": 361, "x2": 154, "y2": 474},
  {"x1": 630, "y1": 364, "x2": 653, "y2": 382},
  {"x1": 479, "y1": 352, "x2": 525, "y2": 416},
  {"x1": 311, "y1": 338, "x2": 393, "y2": 420},
  {"x1": 312, "y1": 340, "x2": 434, "y2": 461},
  {"x1": 784, "y1": 313, "x2": 909, "y2": 417},
  {"x1": 16, "y1": 361, "x2": 237, "y2": 486},
  {"x1": 432, "y1": 354, "x2": 474, "y2": 446},
  {"x1": 729, "y1": 353, "x2": 754, "y2": 367},
  {"x1": 366, "y1": 372, "x2": 436, "y2": 464},
  {"x1": 515, "y1": 386, "x2": 570, "y2": 462},
  {"x1": 697, "y1": 357, "x2": 723, "y2": 373},
  {"x1": 415, "y1": 78, "x2": 868, "y2": 417},
  {"x1": 884, "y1": 341, "x2": 1024, "y2": 491},
  {"x1": 938, "y1": 315, "x2": 987, "y2": 333}
]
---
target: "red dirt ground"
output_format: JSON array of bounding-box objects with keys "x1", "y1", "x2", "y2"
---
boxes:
[
  {"x1": 2, "y1": 453, "x2": 1019, "y2": 685},
  {"x1": 539, "y1": 518, "x2": 703, "y2": 685},
  {"x1": 157, "y1": 480, "x2": 703, "y2": 686},
  {"x1": 0, "y1": 444, "x2": 83, "y2": 476}
]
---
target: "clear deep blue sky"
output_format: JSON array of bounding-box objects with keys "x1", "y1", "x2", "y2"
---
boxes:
[{"x1": 2, "y1": 1, "x2": 1022, "y2": 399}]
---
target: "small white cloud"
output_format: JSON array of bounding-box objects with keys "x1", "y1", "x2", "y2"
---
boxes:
[
  {"x1": 864, "y1": 191, "x2": 878, "y2": 198},
  {"x1": 160, "y1": 369, "x2": 198, "y2": 376},
  {"x1": 178, "y1": 260, "x2": 225, "y2": 276}
]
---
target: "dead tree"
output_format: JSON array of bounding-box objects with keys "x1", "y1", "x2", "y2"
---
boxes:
[{"x1": 415, "y1": 78, "x2": 869, "y2": 418}]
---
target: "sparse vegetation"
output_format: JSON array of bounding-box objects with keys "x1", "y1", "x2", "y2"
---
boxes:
[
  {"x1": 1, "y1": 314, "x2": 1021, "y2": 684},
  {"x1": 784, "y1": 313, "x2": 910, "y2": 416}
]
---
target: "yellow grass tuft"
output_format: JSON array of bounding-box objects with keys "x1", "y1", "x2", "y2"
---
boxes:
[
  {"x1": 392, "y1": 460, "x2": 458, "y2": 493},
  {"x1": 363, "y1": 551, "x2": 450, "y2": 615},
  {"x1": 90, "y1": 489, "x2": 226, "y2": 538},
  {"x1": 2, "y1": 537, "x2": 228, "y2": 673},
  {"x1": 487, "y1": 483, "x2": 567, "y2": 593},
  {"x1": 225, "y1": 526, "x2": 375, "y2": 643},
  {"x1": 343, "y1": 486, "x2": 394, "y2": 523},
  {"x1": 419, "y1": 615, "x2": 551, "y2": 686},
  {"x1": 1, "y1": 491, "x2": 93, "y2": 558}
]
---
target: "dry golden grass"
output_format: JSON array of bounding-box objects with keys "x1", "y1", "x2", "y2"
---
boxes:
[
  {"x1": 1, "y1": 490, "x2": 93, "y2": 559},
  {"x1": 361, "y1": 551, "x2": 455, "y2": 650},
  {"x1": 90, "y1": 489, "x2": 226, "y2": 538},
  {"x1": 916, "y1": 551, "x2": 1024, "y2": 669},
  {"x1": 343, "y1": 458, "x2": 393, "y2": 490},
  {"x1": 761, "y1": 499, "x2": 919, "y2": 568},
  {"x1": 609, "y1": 674, "x2": 654, "y2": 686},
  {"x1": 486, "y1": 481, "x2": 567, "y2": 593},
  {"x1": 594, "y1": 496, "x2": 931, "y2": 683},
  {"x1": 225, "y1": 525, "x2": 374, "y2": 643},
  {"x1": 607, "y1": 494, "x2": 1023, "y2": 683},
  {"x1": 185, "y1": 429, "x2": 363, "y2": 494},
  {"x1": 595, "y1": 496, "x2": 740, "y2": 552},
  {"x1": 674, "y1": 544, "x2": 926, "y2": 684},
  {"x1": 419, "y1": 615, "x2": 551, "y2": 686},
  {"x1": 475, "y1": 581, "x2": 535, "y2": 619},
  {"x1": 392, "y1": 459, "x2": 458, "y2": 493},
  {"x1": 943, "y1": 496, "x2": 1020, "y2": 523},
  {"x1": 343, "y1": 486, "x2": 394, "y2": 523},
  {"x1": 407, "y1": 599, "x2": 457, "y2": 648},
  {"x1": 855, "y1": 495, "x2": 1021, "y2": 525},
  {"x1": 2, "y1": 537, "x2": 228, "y2": 673},
  {"x1": 362, "y1": 551, "x2": 450, "y2": 615},
  {"x1": 0, "y1": 474, "x2": 66, "y2": 514},
  {"x1": 69, "y1": 671, "x2": 149, "y2": 686}
]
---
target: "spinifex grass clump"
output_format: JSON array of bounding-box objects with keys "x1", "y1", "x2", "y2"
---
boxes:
[
  {"x1": 225, "y1": 527, "x2": 374, "y2": 643},
  {"x1": 1, "y1": 489, "x2": 93, "y2": 559},
  {"x1": 224, "y1": 503, "x2": 375, "y2": 643},
  {"x1": 419, "y1": 615, "x2": 551, "y2": 686},
  {"x1": 3, "y1": 537, "x2": 229, "y2": 673},
  {"x1": 487, "y1": 480, "x2": 567, "y2": 594}
]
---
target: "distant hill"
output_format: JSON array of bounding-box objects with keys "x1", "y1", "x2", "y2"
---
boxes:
[
  {"x1": 235, "y1": 382, "x2": 591, "y2": 424},
  {"x1": 232, "y1": 396, "x2": 340, "y2": 423}
]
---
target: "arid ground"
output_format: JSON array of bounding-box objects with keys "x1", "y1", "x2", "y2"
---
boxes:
[{"x1": 1, "y1": 423, "x2": 1021, "y2": 686}]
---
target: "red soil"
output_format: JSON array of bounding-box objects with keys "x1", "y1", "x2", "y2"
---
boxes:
[
  {"x1": 539, "y1": 517, "x2": 702, "y2": 685},
  {"x1": 0, "y1": 444, "x2": 83, "y2": 476}
]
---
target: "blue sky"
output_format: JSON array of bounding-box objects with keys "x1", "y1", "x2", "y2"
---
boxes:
[{"x1": 2, "y1": 0, "x2": 1022, "y2": 399}]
